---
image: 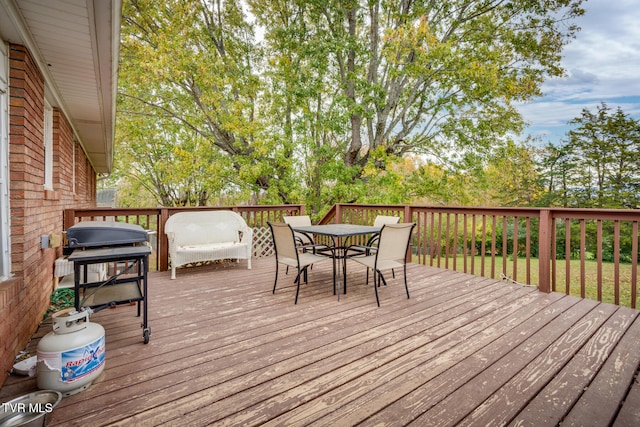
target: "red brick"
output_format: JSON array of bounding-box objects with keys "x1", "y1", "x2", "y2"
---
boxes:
[{"x1": 1, "y1": 43, "x2": 98, "y2": 386}]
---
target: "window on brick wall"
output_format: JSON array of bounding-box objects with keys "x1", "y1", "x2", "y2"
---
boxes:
[
  {"x1": 44, "y1": 99, "x2": 53, "y2": 190},
  {"x1": 0, "y1": 42, "x2": 11, "y2": 280}
]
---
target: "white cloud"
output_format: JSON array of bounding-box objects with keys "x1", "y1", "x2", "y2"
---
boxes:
[{"x1": 519, "y1": 0, "x2": 640, "y2": 144}]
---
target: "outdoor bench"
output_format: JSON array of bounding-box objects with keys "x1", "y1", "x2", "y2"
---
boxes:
[{"x1": 164, "y1": 211, "x2": 252, "y2": 279}]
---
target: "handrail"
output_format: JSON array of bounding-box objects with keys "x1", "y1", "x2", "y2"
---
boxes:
[
  {"x1": 64, "y1": 203, "x2": 640, "y2": 308},
  {"x1": 322, "y1": 204, "x2": 640, "y2": 309},
  {"x1": 63, "y1": 205, "x2": 305, "y2": 272}
]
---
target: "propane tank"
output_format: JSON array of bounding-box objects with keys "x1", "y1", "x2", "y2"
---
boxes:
[{"x1": 37, "y1": 308, "x2": 106, "y2": 397}]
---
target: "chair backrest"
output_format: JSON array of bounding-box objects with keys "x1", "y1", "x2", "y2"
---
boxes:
[
  {"x1": 268, "y1": 222, "x2": 298, "y2": 261},
  {"x1": 376, "y1": 223, "x2": 416, "y2": 262},
  {"x1": 283, "y1": 215, "x2": 312, "y2": 227},
  {"x1": 283, "y1": 215, "x2": 314, "y2": 245},
  {"x1": 373, "y1": 215, "x2": 400, "y2": 227}
]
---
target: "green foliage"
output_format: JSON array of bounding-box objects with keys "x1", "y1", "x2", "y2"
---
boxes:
[
  {"x1": 117, "y1": 0, "x2": 277, "y2": 206},
  {"x1": 484, "y1": 140, "x2": 544, "y2": 206},
  {"x1": 537, "y1": 103, "x2": 640, "y2": 209},
  {"x1": 115, "y1": 0, "x2": 585, "y2": 210}
]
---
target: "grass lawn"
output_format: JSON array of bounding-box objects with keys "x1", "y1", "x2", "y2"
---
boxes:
[{"x1": 416, "y1": 254, "x2": 639, "y2": 308}]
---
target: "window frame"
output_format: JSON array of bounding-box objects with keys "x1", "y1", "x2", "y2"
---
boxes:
[
  {"x1": 0, "y1": 42, "x2": 11, "y2": 280},
  {"x1": 43, "y1": 98, "x2": 53, "y2": 190}
]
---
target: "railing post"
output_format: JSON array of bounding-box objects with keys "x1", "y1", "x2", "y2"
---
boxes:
[
  {"x1": 63, "y1": 208, "x2": 76, "y2": 229},
  {"x1": 159, "y1": 208, "x2": 170, "y2": 272},
  {"x1": 335, "y1": 204, "x2": 342, "y2": 224},
  {"x1": 538, "y1": 209, "x2": 552, "y2": 293}
]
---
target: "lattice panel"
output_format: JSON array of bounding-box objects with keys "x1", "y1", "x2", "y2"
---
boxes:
[{"x1": 252, "y1": 226, "x2": 274, "y2": 258}]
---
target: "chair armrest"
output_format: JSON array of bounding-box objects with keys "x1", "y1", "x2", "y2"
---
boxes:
[
  {"x1": 166, "y1": 231, "x2": 176, "y2": 250},
  {"x1": 366, "y1": 234, "x2": 380, "y2": 246},
  {"x1": 297, "y1": 243, "x2": 334, "y2": 257},
  {"x1": 346, "y1": 244, "x2": 377, "y2": 257},
  {"x1": 296, "y1": 231, "x2": 315, "y2": 245},
  {"x1": 239, "y1": 227, "x2": 253, "y2": 244}
]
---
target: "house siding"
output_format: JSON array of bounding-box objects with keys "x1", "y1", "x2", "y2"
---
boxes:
[{"x1": 0, "y1": 43, "x2": 97, "y2": 385}]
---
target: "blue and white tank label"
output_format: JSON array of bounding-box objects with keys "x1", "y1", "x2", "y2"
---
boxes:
[{"x1": 38, "y1": 336, "x2": 106, "y2": 383}]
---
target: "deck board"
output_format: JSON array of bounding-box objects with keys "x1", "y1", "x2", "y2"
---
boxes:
[{"x1": 1, "y1": 257, "x2": 639, "y2": 426}]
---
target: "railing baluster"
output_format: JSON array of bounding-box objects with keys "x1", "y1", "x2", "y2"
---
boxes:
[
  {"x1": 538, "y1": 209, "x2": 552, "y2": 293},
  {"x1": 513, "y1": 216, "x2": 518, "y2": 282},
  {"x1": 453, "y1": 213, "x2": 459, "y2": 272},
  {"x1": 597, "y1": 220, "x2": 603, "y2": 301},
  {"x1": 551, "y1": 216, "x2": 557, "y2": 292},
  {"x1": 502, "y1": 216, "x2": 507, "y2": 278},
  {"x1": 580, "y1": 219, "x2": 586, "y2": 298},
  {"x1": 445, "y1": 213, "x2": 451, "y2": 269},
  {"x1": 436, "y1": 212, "x2": 443, "y2": 268},
  {"x1": 463, "y1": 213, "x2": 468, "y2": 274},
  {"x1": 525, "y1": 216, "x2": 531, "y2": 285},
  {"x1": 565, "y1": 218, "x2": 571, "y2": 295},
  {"x1": 632, "y1": 221, "x2": 638, "y2": 309},
  {"x1": 491, "y1": 215, "x2": 497, "y2": 279},
  {"x1": 480, "y1": 215, "x2": 487, "y2": 277},
  {"x1": 614, "y1": 220, "x2": 620, "y2": 305},
  {"x1": 471, "y1": 215, "x2": 476, "y2": 275}
]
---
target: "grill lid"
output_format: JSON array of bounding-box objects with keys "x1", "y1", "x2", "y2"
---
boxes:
[{"x1": 66, "y1": 221, "x2": 148, "y2": 248}]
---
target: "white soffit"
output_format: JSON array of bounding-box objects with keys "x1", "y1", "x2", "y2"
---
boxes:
[{"x1": 0, "y1": 0, "x2": 121, "y2": 174}]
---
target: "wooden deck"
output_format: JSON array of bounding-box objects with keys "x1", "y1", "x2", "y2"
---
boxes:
[{"x1": 2, "y1": 257, "x2": 640, "y2": 426}]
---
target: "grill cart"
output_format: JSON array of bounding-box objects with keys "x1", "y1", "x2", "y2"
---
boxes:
[{"x1": 66, "y1": 221, "x2": 152, "y2": 344}]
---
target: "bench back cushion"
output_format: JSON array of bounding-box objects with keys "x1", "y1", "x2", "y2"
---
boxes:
[{"x1": 165, "y1": 211, "x2": 249, "y2": 246}]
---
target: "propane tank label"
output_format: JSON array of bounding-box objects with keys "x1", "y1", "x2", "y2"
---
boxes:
[
  {"x1": 61, "y1": 336, "x2": 106, "y2": 383},
  {"x1": 38, "y1": 336, "x2": 106, "y2": 383}
]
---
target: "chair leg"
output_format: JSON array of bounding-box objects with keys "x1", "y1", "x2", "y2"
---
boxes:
[
  {"x1": 378, "y1": 272, "x2": 388, "y2": 287},
  {"x1": 332, "y1": 257, "x2": 337, "y2": 295},
  {"x1": 404, "y1": 264, "x2": 410, "y2": 299},
  {"x1": 373, "y1": 269, "x2": 380, "y2": 307},
  {"x1": 343, "y1": 257, "x2": 347, "y2": 294},
  {"x1": 273, "y1": 262, "x2": 279, "y2": 294},
  {"x1": 294, "y1": 267, "x2": 302, "y2": 304},
  {"x1": 293, "y1": 267, "x2": 307, "y2": 285}
]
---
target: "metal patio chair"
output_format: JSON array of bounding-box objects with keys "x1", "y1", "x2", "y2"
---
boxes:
[
  {"x1": 351, "y1": 222, "x2": 416, "y2": 307},
  {"x1": 346, "y1": 215, "x2": 400, "y2": 258},
  {"x1": 282, "y1": 215, "x2": 332, "y2": 274},
  {"x1": 268, "y1": 222, "x2": 335, "y2": 304}
]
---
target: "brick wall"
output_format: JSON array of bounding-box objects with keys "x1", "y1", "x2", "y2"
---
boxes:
[{"x1": 0, "y1": 44, "x2": 97, "y2": 385}]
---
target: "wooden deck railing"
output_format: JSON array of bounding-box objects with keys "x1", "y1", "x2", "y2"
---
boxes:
[
  {"x1": 322, "y1": 204, "x2": 640, "y2": 309},
  {"x1": 64, "y1": 203, "x2": 640, "y2": 308},
  {"x1": 63, "y1": 205, "x2": 305, "y2": 272}
]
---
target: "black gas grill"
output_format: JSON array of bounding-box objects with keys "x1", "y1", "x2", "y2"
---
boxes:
[
  {"x1": 66, "y1": 221, "x2": 149, "y2": 248},
  {"x1": 66, "y1": 221, "x2": 151, "y2": 343}
]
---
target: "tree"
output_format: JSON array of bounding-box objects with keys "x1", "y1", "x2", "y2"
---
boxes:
[
  {"x1": 248, "y1": 0, "x2": 584, "y2": 214},
  {"x1": 535, "y1": 142, "x2": 576, "y2": 207},
  {"x1": 484, "y1": 140, "x2": 543, "y2": 206},
  {"x1": 116, "y1": 0, "x2": 585, "y2": 210},
  {"x1": 539, "y1": 103, "x2": 640, "y2": 208},
  {"x1": 117, "y1": 0, "x2": 276, "y2": 206}
]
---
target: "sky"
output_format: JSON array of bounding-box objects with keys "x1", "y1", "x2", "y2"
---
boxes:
[{"x1": 517, "y1": 0, "x2": 640, "y2": 146}]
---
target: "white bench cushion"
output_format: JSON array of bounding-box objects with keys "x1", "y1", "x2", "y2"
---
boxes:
[{"x1": 165, "y1": 211, "x2": 252, "y2": 279}]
